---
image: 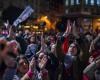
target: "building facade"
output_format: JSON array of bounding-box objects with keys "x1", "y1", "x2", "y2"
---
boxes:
[{"x1": 64, "y1": 0, "x2": 100, "y2": 31}]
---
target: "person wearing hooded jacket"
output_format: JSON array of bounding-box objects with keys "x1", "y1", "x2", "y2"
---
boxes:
[{"x1": 56, "y1": 20, "x2": 90, "y2": 80}]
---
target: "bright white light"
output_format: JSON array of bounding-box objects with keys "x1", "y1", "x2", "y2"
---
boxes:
[
  {"x1": 76, "y1": 0, "x2": 80, "y2": 4},
  {"x1": 97, "y1": 0, "x2": 100, "y2": 5},
  {"x1": 91, "y1": 0, "x2": 94, "y2": 5}
]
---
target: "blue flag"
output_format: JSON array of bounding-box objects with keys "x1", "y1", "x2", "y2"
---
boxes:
[{"x1": 13, "y1": 6, "x2": 34, "y2": 27}]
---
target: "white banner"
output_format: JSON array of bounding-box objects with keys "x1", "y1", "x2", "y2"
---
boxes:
[{"x1": 13, "y1": 6, "x2": 34, "y2": 27}]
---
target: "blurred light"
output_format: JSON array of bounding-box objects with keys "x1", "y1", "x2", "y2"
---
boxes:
[
  {"x1": 76, "y1": 0, "x2": 80, "y2": 4},
  {"x1": 24, "y1": 26, "x2": 30, "y2": 28},
  {"x1": 19, "y1": 25, "x2": 21, "y2": 28},
  {"x1": 97, "y1": 19, "x2": 100, "y2": 21},
  {"x1": 43, "y1": 16, "x2": 48, "y2": 19},
  {"x1": 38, "y1": 16, "x2": 51, "y2": 29},
  {"x1": 93, "y1": 19, "x2": 100, "y2": 30},
  {"x1": 38, "y1": 32, "x2": 41, "y2": 34},
  {"x1": 33, "y1": 26, "x2": 38, "y2": 29},
  {"x1": 44, "y1": 27, "x2": 48, "y2": 31}
]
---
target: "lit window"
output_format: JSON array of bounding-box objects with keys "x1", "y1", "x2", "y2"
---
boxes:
[
  {"x1": 76, "y1": 0, "x2": 80, "y2": 4},
  {"x1": 66, "y1": 0, "x2": 69, "y2": 6},
  {"x1": 85, "y1": 0, "x2": 88, "y2": 4},
  {"x1": 71, "y1": 0, "x2": 74, "y2": 5},
  {"x1": 97, "y1": 0, "x2": 100, "y2": 5},
  {"x1": 91, "y1": 0, "x2": 94, "y2": 5}
]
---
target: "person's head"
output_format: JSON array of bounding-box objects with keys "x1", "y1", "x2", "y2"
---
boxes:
[
  {"x1": 85, "y1": 33, "x2": 93, "y2": 42},
  {"x1": 7, "y1": 40, "x2": 21, "y2": 56},
  {"x1": 29, "y1": 36, "x2": 35, "y2": 44},
  {"x1": 68, "y1": 43, "x2": 79, "y2": 56},
  {"x1": 89, "y1": 35, "x2": 100, "y2": 52},
  {"x1": 32, "y1": 32, "x2": 35, "y2": 36},
  {"x1": 94, "y1": 38, "x2": 100, "y2": 50},
  {"x1": 25, "y1": 29, "x2": 29, "y2": 35},
  {"x1": 95, "y1": 56, "x2": 100, "y2": 70},
  {"x1": 0, "y1": 37, "x2": 8, "y2": 58},
  {"x1": 16, "y1": 55, "x2": 29, "y2": 74},
  {"x1": 50, "y1": 36, "x2": 55, "y2": 43},
  {"x1": 18, "y1": 30, "x2": 23, "y2": 36},
  {"x1": 38, "y1": 52, "x2": 47, "y2": 62},
  {"x1": 95, "y1": 56, "x2": 100, "y2": 80},
  {"x1": 38, "y1": 52, "x2": 48, "y2": 69},
  {"x1": 51, "y1": 44, "x2": 56, "y2": 53}
]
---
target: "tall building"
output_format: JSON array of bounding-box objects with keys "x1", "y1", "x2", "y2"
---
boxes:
[
  {"x1": 65, "y1": 0, "x2": 100, "y2": 13},
  {"x1": 64, "y1": 0, "x2": 100, "y2": 31}
]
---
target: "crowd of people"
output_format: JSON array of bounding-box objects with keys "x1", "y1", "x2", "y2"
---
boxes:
[{"x1": 0, "y1": 20, "x2": 100, "y2": 80}]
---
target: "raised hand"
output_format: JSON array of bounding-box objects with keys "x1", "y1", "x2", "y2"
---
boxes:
[
  {"x1": 72, "y1": 21, "x2": 79, "y2": 38},
  {"x1": 38, "y1": 55, "x2": 47, "y2": 69},
  {"x1": 29, "y1": 57, "x2": 36, "y2": 71},
  {"x1": 41, "y1": 32, "x2": 45, "y2": 48},
  {"x1": 67, "y1": 20, "x2": 72, "y2": 33},
  {"x1": 63, "y1": 20, "x2": 72, "y2": 37},
  {"x1": 21, "y1": 57, "x2": 36, "y2": 80}
]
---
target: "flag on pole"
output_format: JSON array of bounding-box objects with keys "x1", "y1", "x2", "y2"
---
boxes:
[{"x1": 13, "y1": 6, "x2": 34, "y2": 27}]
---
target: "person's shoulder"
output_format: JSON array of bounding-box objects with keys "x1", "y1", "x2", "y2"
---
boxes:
[
  {"x1": 29, "y1": 44, "x2": 36, "y2": 47},
  {"x1": 83, "y1": 62, "x2": 96, "y2": 74}
]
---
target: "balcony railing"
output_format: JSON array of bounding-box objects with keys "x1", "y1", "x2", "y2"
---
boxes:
[{"x1": 65, "y1": 0, "x2": 100, "y2": 6}]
